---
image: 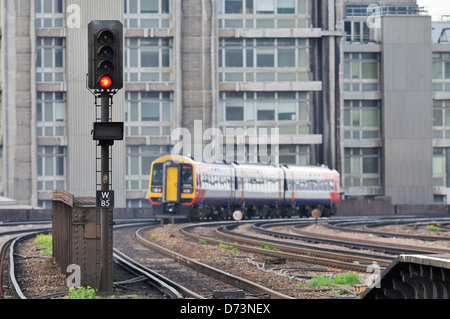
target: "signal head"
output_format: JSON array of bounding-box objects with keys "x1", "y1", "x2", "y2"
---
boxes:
[
  {"x1": 87, "y1": 20, "x2": 123, "y2": 91},
  {"x1": 97, "y1": 30, "x2": 114, "y2": 45}
]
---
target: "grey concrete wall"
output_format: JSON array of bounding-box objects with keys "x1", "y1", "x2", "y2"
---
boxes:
[
  {"x1": 1, "y1": 0, "x2": 36, "y2": 206},
  {"x1": 381, "y1": 15, "x2": 433, "y2": 205},
  {"x1": 178, "y1": 0, "x2": 218, "y2": 160}
]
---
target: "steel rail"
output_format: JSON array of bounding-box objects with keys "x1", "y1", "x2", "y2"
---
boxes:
[
  {"x1": 0, "y1": 239, "x2": 13, "y2": 298},
  {"x1": 8, "y1": 230, "x2": 51, "y2": 299},
  {"x1": 252, "y1": 221, "x2": 447, "y2": 255},
  {"x1": 113, "y1": 248, "x2": 194, "y2": 299},
  {"x1": 217, "y1": 224, "x2": 392, "y2": 266},
  {"x1": 180, "y1": 223, "x2": 390, "y2": 273},
  {"x1": 135, "y1": 225, "x2": 294, "y2": 299},
  {"x1": 113, "y1": 221, "x2": 197, "y2": 298},
  {"x1": 290, "y1": 224, "x2": 450, "y2": 255},
  {"x1": 326, "y1": 216, "x2": 450, "y2": 242}
]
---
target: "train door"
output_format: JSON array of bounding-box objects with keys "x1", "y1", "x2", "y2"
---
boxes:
[{"x1": 163, "y1": 162, "x2": 181, "y2": 203}]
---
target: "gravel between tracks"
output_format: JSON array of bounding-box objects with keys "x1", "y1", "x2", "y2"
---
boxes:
[{"x1": 140, "y1": 223, "x2": 371, "y2": 298}]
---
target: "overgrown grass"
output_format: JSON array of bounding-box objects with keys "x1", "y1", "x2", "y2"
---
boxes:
[
  {"x1": 308, "y1": 276, "x2": 333, "y2": 287},
  {"x1": 66, "y1": 286, "x2": 99, "y2": 299},
  {"x1": 34, "y1": 233, "x2": 52, "y2": 255},
  {"x1": 300, "y1": 272, "x2": 362, "y2": 288},
  {"x1": 333, "y1": 272, "x2": 362, "y2": 286}
]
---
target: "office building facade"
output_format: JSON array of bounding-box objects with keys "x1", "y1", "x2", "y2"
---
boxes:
[{"x1": 0, "y1": 0, "x2": 445, "y2": 209}]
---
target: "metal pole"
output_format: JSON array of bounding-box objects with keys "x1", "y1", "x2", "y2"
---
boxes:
[{"x1": 99, "y1": 93, "x2": 113, "y2": 293}]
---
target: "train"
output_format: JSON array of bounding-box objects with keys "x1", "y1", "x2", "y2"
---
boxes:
[{"x1": 148, "y1": 155, "x2": 341, "y2": 220}]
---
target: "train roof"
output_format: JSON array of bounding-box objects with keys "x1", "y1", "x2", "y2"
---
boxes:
[
  {"x1": 152, "y1": 155, "x2": 196, "y2": 164},
  {"x1": 152, "y1": 156, "x2": 338, "y2": 174}
]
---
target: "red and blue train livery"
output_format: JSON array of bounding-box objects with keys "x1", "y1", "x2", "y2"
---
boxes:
[{"x1": 148, "y1": 155, "x2": 340, "y2": 220}]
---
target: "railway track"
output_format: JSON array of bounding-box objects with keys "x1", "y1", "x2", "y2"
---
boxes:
[
  {"x1": 0, "y1": 223, "x2": 52, "y2": 299},
  {"x1": 3, "y1": 222, "x2": 181, "y2": 299},
  {"x1": 114, "y1": 225, "x2": 294, "y2": 299},
  {"x1": 180, "y1": 222, "x2": 392, "y2": 272},
  {"x1": 326, "y1": 216, "x2": 450, "y2": 242},
  {"x1": 6, "y1": 215, "x2": 449, "y2": 299},
  {"x1": 252, "y1": 219, "x2": 450, "y2": 255},
  {"x1": 290, "y1": 224, "x2": 450, "y2": 255},
  {"x1": 2, "y1": 229, "x2": 52, "y2": 299}
]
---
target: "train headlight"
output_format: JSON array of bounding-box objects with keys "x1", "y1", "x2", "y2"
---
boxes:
[
  {"x1": 182, "y1": 188, "x2": 193, "y2": 194},
  {"x1": 151, "y1": 187, "x2": 162, "y2": 193}
]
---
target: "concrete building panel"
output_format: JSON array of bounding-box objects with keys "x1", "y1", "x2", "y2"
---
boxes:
[
  {"x1": 382, "y1": 15, "x2": 433, "y2": 205},
  {"x1": 1, "y1": 0, "x2": 35, "y2": 205}
]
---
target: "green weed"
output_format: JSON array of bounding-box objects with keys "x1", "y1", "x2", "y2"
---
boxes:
[
  {"x1": 299, "y1": 272, "x2": 362, "y2": 288},
  {"x1": 217, "y1": 243, "x2": 238, "y2": 252},
  {"x1": 259, "y1": 244, "x2": 279, "y2": 251},
  {"x1": 427, "y1": 224, "x2": 440, "y2": 232},
  {"x1": 34, "y1": 234, "x2": 52, "y2": 255},
  {"x1": 66, "y1": 286, "x2": 99, "y2": 299}
]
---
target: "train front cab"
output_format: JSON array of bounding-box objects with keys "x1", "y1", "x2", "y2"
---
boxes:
[{"x1": 148, "y1": 156, "x2": 195, "y2": 219}]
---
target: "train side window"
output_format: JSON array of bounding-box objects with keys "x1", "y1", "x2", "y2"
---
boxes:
[{"x1": 307, "y1": 180, "x2": 316, "y2": 191}]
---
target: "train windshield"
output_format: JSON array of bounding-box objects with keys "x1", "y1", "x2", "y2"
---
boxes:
[
  {"x1": 151, "y1": 163, "x2": 163, "y2": 186},
  {"x1": 181, "y1": 165, "x2": 193, "y2": 187}
]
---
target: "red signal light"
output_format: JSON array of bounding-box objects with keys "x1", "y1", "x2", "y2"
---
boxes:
[{"x1": 99, "y1": 76, "x2": 112, "y2": 88}]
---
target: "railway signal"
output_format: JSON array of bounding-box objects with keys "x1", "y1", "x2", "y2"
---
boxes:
[
  {"x1": 87, "y1": 20, "x2": 123, "y2": 91},
  {"x1": 87, "y1": 20, "x2": 124, "y2": 293}
]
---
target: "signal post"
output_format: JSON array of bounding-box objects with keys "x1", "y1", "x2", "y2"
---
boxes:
[{"x1": 87, "y1": 20, "x2": 124, "y2": 293}]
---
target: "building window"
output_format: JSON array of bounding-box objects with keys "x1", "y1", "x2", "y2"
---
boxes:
[
  {"x1": 219, "y1": 38, "x2": 308, "y2": 82},
  {"x1": 432, "y1": 53, "x2": 450, "y2": 92},
  {"x1": 344, "y1": 148, "x2": 381, "y2": 187},
  {"x1": 219, "y1": 91, "x2": 309, "y2": 134},
  {"x1": 344, "y1": 21, "x2": 370, "y2": 43},
  {"x1": 124, "y1": 0, "x2": 170, "y2": 28},
  {"x1": 126, "y1": 145, "x2": 171, "y2": 191},
  {"x1": 433, "y1": 100, "x2": 450, "y2": 138},
  {"x1": 344, "y1": 100, "x2": 380, "y2": 140},
  {"x1": 36, "y1": 0, "x2": 64, "y2": 28},
  {"x1": 344, "y1": 52, "x2": 379, "y2": 91},
  {"x1": 345, "y1": 5, "x2": 420, "y2": 17},
  {"x1": 36, "y1": 37, "x2": 65, "y2": 82},
  {"x1": 217, "y1": 143, "x2": 308, "y2": 165},
  {"x1": 125, "y1": 91, "x2": 172, "y2": 136},
  {"x1": 125, "y1": 38, "x2": 171, "y2": 82},
  {"x1": 279, "y1": 145, "x2": 309, "y2": 165},
  {"x1": 433, "y1": 148, "x2": 446, "y2": 187},
  {"x1": 218, "y1": 0, "x2": 308, "y2": 28},
  {"x1": 37, "y1": 92, "x2": 66, "y2": 137},
  {"x1": 37, "y1": 146, "x2": 66, "y2": 191}
]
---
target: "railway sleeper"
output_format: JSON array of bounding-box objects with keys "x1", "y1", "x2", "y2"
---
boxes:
[{"x1": 361, "y1": 254, "x2": 450, "y2": 299}]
